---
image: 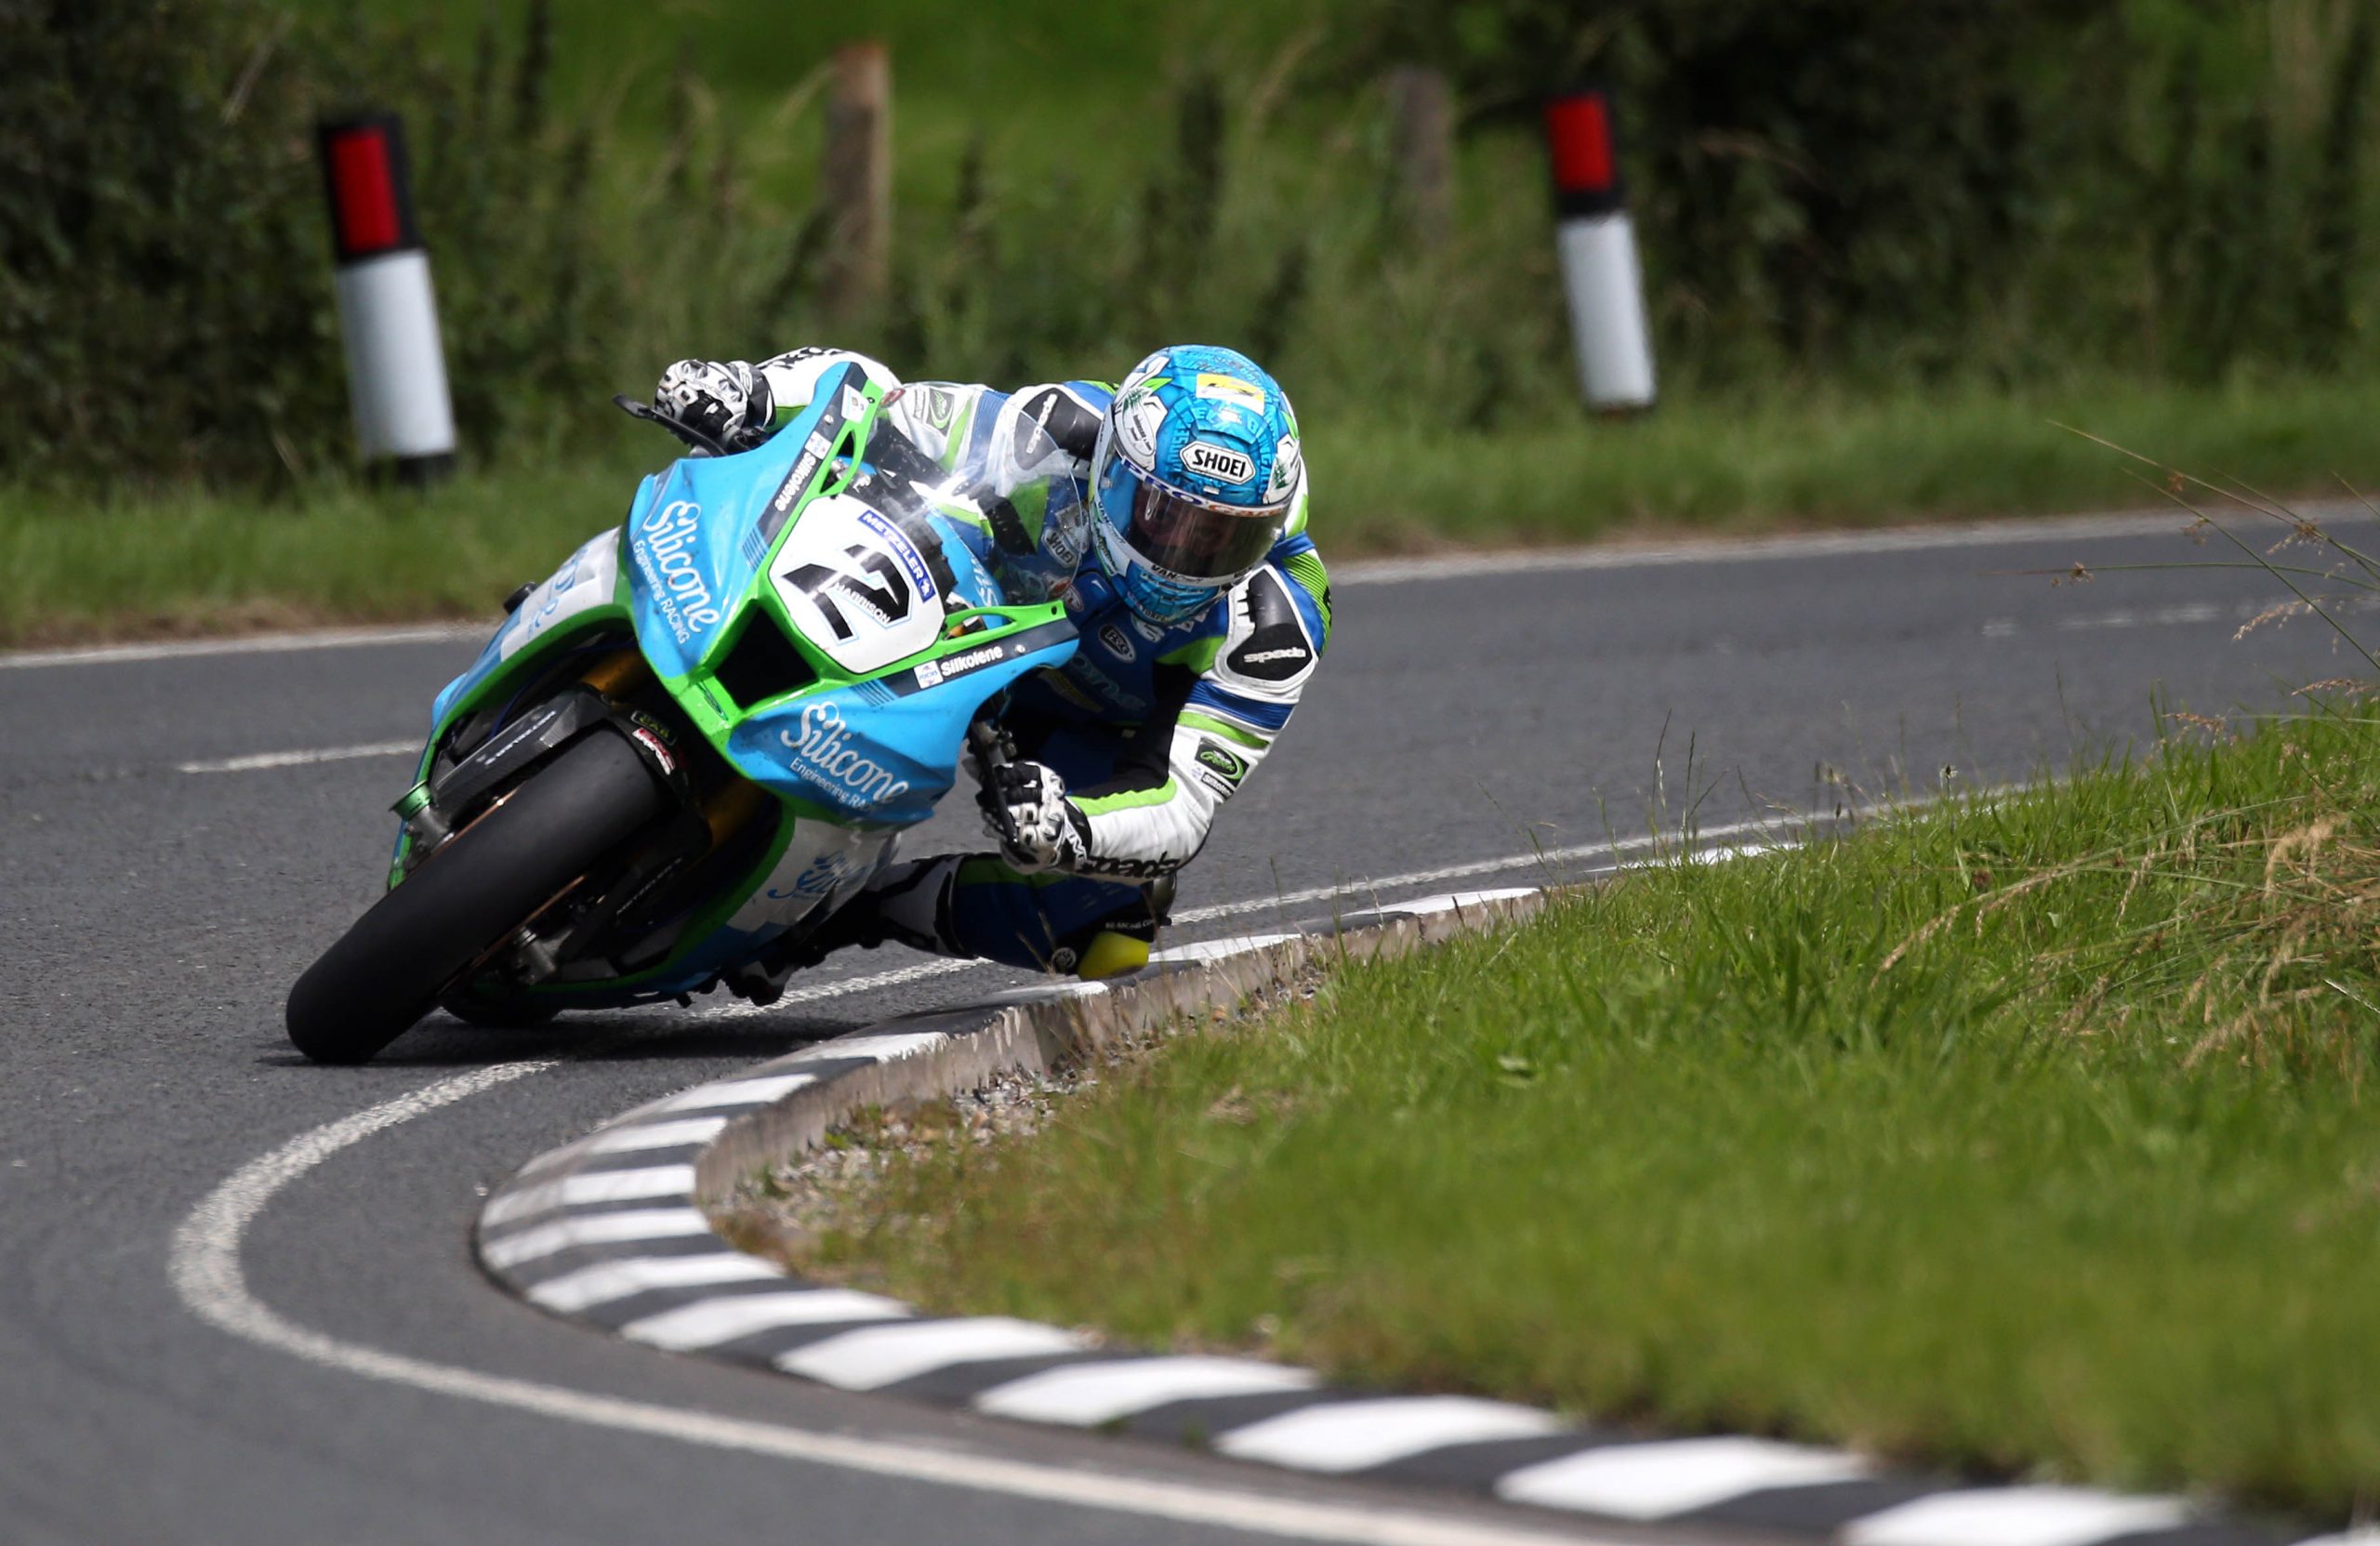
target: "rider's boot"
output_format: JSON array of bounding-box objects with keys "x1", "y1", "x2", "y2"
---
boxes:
[{"x1": 1070, "y1": 874, "x2": 1174, "y2": 981}]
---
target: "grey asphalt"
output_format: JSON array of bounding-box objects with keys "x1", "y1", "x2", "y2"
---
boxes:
[{"x1": 0, "y1": 509, "x2": 2359, "y2": 1545}]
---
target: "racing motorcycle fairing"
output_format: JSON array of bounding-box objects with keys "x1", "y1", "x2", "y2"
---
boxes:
[{"x1": 390, "y1": 363, "x2": 1078, "y2": 1009}]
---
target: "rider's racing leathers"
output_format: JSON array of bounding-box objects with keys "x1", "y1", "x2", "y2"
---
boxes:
[{"x1": 731, "y1": 347, "x2": 1329, "y2": 977}]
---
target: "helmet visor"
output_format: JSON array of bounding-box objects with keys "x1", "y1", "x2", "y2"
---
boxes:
[{"x1": 1095, "y1": 446, "x2": 1287, "y2": 582}]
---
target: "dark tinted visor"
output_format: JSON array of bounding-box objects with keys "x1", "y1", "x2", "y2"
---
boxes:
[{"x1": 1097, "y1": 448, "x2": 1288, "y2": 581}]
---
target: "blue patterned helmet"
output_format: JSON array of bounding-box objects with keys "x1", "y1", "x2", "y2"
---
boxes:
[{"x1": 1088, "y1": 345, "x2": 1302, "y2": 626}]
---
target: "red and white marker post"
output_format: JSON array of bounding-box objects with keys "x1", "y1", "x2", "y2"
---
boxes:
[
  {"x1": 1544, "y1": 88, "x2": 1656, "y2": 413},
  {"x1": 316, "y1": 113, "x2": 456, "y2": 483}
]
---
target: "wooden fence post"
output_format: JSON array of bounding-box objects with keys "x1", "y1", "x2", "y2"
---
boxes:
[
  {"x1": 821, "y1": 41, "x2": 891, "y2": 325},
  {"x1": 1385, "y1": 66, "x2": 1454, "y2": 249}
]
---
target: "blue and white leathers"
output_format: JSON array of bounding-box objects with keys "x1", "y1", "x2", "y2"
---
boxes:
[{"x1": 682, "y1": 348, "x2": 1330, "y2": 972}]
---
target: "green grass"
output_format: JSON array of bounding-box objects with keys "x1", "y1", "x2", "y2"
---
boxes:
[
  {"x1": 10, "y1": 374, "x2": 2380, "y2": 645},
  {"x1": 785, "y1": 707, "x2": 2380, "y2": 1520}
]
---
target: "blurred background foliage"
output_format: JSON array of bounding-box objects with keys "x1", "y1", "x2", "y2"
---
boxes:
[{"x1": 4, "y1": 0, "x2": 2377, "y2": 487}]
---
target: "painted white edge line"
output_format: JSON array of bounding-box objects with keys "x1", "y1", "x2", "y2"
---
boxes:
[
  {"x1": 3, "y1": 620, "x2": 485, "y2": 669},
  {"x1": 1171, "y1": 811, "x2": 1795, "y2": 924},
  {"x1": 1331, "y1": 501, "x2": 2367, "y2": 588},
  {"x1": 25, "y1": 500, "x2": 2349, "y2": 675},
  {"x1": 170, "y1": 957, "x2": 1627, "y2": 1546},
  {"x1": 177, "y1": 740, "x2": 420, "y2": 774}
]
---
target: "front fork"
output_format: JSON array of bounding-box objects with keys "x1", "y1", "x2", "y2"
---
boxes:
[{"x1": 393, "y1": 649, "x2": 762, "y2": 881}]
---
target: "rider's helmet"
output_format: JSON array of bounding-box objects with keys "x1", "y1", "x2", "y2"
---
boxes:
[{"x1": 1088, "y1": 345, "x2": 1302, "y2": 627}]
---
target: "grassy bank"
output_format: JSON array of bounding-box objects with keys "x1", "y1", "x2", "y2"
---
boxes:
[
  {"x1": 11, "y1": 375, "x2": 2380, "y2": 646},
  {"x1": 779, "y1": 707, "x2": 2380, "y2": 1519}
]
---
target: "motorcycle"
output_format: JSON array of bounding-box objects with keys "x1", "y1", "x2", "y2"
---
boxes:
[{"x1": 285, "y1": 363, "x2": 1079, "y2": 1064}]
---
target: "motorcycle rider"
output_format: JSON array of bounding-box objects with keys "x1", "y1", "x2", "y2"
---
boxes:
[{"x1": 651, "y1": 344, "x2": 1329, "y2": 993}]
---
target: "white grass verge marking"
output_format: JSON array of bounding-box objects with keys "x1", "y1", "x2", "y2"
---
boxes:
[
  {"x1": 775, "y1": 1317, "x2": 1088, "y2": 1391},
  {"x1": 478, "y1": 1207, "x2": 717, "y2": 1271},
  {"x1": 620, "y1": 1288, "x2": 913, "y2": 1352},
  {"x1": 478, "y1": 1163, "x2": 696, "y2": 1227},
  {"x1": 177, "y1": 739, "x2": 419, "y2": 774},
  {"x1": 171, "y1": 1064, "x2": 1612, "y2": 1546},
  {"x1": 1842, "y1": 1487, "x2": 2194, "y2": 1546},
  {"x1": 528, "y1": 1253, "x2": 783, "y2": 1314},
  {"x1": 787, "y1": 1029, "x2": 949, "y2": 1062},
  {"x1": 1495, "y1": 1438, "x2": 1871, "y2": 1520},
  {"x1": 516, "y1": 1117, "x2": 729, "y2": 1176},
  {"x1": 649, "y1": 1072, "x2": 815, "y2": 1112},
  {"x1": 1216, "y1": 1398, "x2": 1567, "y2": 1474},
  {"x1": 974, "y1": 1357, "x2": 1321, "y2": 1427}
]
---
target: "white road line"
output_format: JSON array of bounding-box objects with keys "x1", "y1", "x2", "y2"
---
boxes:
[
  {"x1": 1494, "y1": 1438, "x2": 1871, "y2": 1520},
  {"x1": 1982, "y1": 590, "x2": 2380, "y2": 640},
  {"x1": 1, "y1": 620, "x2": 484, "y2": 670},
  {"x1": 1842, "y1": 1487, "x2": 2194, "y2": 1546},
  {"x1": 619, "y1": 1288, "x2": 912, "y2": 1351},
  {"x1": 1216, "y1": 1398, "x2": 1567, "y2": 1474},
  {"x1": 21, "y1": 501, "x2": 2346, "y2": 676},
  {"x1": 478, "y1": 1208, "x2": 717, "y2": 1271},
  {"x1": 974, "y1": 1357, "x2": 1321, "y2": 1427},
  {"x1": 1173, "y1": 813, "x2": 1794, "y2": 924},
  {"x1": 176, "y1": 739, "x2": 419, "y2": 774},
  {"x1": 1332, "y1": 504, "x2": 2363, "y2": 588},
  {"x1": 1153, "y1": 932, "x2": 1302, "y2": 963},
  {"x1": 173, "y1": 1061, "x2": 1615, "y2": 1545},
  {"x1": 775, "y1": 1317, "x2": 1088, "y2": 1391},
  {"x1": 528, "y1": 1253, "x2": 783, "y2": 1314}
]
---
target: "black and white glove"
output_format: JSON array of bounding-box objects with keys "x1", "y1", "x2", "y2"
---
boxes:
[
  {"x1": 977, "y1": 759, "x2": 1086, "y2": 873},
  {"x1": 653, "y1": 359, "x2": 774, "y2": 451}
]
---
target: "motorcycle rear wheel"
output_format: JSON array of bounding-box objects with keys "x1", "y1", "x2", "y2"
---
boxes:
[{"x1": 284, "y1": 729, "x2": 666, "y2": 1064}]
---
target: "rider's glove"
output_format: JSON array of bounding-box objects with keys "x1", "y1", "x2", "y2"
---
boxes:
[
  {"x1": 653, "y1": 359, "x2": 774, "y2": 451},
  {"x1": 977, "y1": 759, "x2": 1086, "y2": 873}
]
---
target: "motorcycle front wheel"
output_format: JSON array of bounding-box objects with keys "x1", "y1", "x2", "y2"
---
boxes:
[{"x1": 284, "y1": 729, "x2": 667, "y2": 1064}]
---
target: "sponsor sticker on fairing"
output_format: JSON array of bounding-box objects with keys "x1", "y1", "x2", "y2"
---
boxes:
[
  {"x1": 629, "y1": 498, "x2": 723, "y2": 644},
  {"x1": 769, "y1": 431, "x2": 836, "y2": 519},
  {"x1": 909, "y1": 641, "x2": 1007, "y2": 691},
  {"x1": 855, "y1": 509, "x2": 938, "y2": 602},
  {"x1": 1182, "y1": 440, "x2": 1255, "y2": 485},
  {"x1": 780, "y1": 701, "x2": 911, "y2": 811}
]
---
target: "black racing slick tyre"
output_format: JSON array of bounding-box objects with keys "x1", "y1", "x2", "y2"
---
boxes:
[{"x1": 284, "y1": 730, "x2": 667, "y2": 1064}]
